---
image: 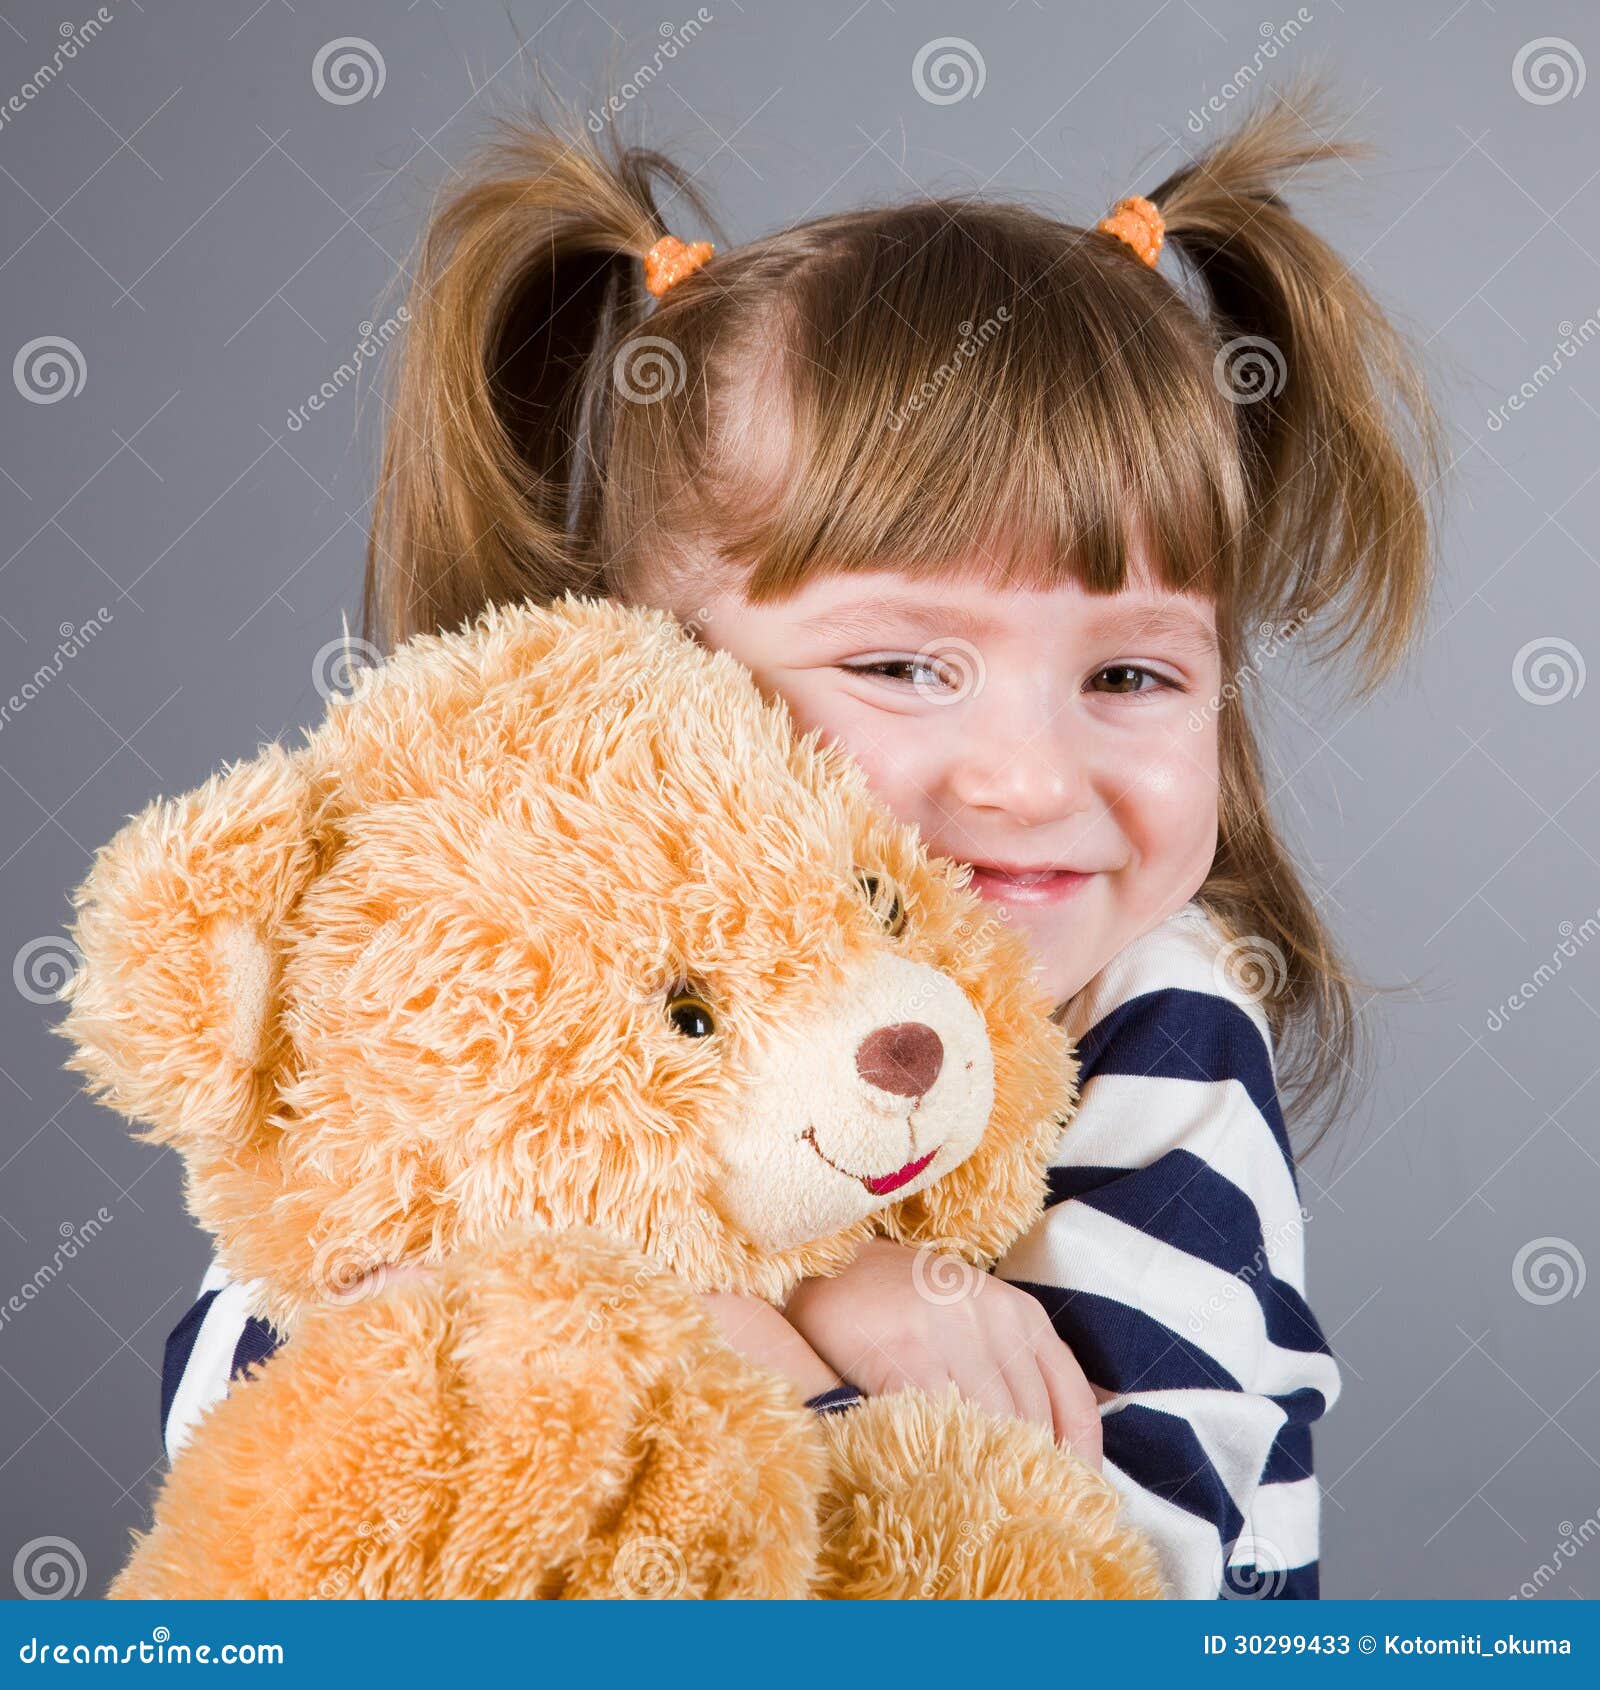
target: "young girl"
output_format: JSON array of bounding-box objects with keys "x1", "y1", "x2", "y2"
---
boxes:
[{"x1": 159, "y1": 74, "x2": 1440, "y2": 1600}]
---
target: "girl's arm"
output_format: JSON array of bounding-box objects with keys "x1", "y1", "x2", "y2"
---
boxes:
[{"x1": 160, "y1": 1266, "x2": 847, "y2": 1460}]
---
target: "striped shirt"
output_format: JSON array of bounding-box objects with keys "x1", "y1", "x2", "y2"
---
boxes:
[{"x1": 996, "y1": 900, "x2": 1341, "y2": 1599}]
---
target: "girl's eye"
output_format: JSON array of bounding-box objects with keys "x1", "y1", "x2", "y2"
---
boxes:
[
  {"x1": 665, "y1": 987, "x2": 716, "y2": 1038},
  {"x1": 840, "y1": 657, "x2": 955, "y2": 690},
  {"x1": 1088, "y1": 664, "x2": 1172, "y2": 695},
  {"x1": 856, "y1": 872, "x2": 906, "y2": 936}
]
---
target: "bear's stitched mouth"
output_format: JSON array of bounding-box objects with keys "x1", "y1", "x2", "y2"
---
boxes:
[{"x1": 801, "y1": 1126, "x2": 940, "y2": 1197}]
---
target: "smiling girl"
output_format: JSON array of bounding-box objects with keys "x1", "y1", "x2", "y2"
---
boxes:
[{"x1": 160, "y1": 75, "x2": 1440, "y2": 1599}]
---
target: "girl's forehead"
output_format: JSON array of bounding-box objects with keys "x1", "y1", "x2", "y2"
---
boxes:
[{"x1": 759, "y1": 554, "x2": 1217, "y2": 641}]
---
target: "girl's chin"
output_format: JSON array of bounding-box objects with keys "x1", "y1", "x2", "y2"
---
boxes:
[{"x1": 970, "y1": 888, "x2": 1108, "y2": 1007}]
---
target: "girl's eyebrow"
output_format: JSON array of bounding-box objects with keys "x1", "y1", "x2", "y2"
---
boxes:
[{"x1": 1092, "y1": 603, "x2": 1219, "y2": 656}]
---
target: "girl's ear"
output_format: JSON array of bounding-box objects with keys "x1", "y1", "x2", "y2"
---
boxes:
[{"x1": 60, "y1": 745, "x2": 320, "y2": 1155}]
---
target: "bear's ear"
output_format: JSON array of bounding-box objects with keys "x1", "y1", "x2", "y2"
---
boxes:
[{"x1": 60, "y1": 744, "x2": 320, "y2": 1154}]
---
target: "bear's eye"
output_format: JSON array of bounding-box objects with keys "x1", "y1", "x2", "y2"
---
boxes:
[
  {"x1": 856, "y1": 871, "x2": 906, "y2": 937},
  {"x1": 665, "y1": 987, "x2": 716, "y2": 1038}
]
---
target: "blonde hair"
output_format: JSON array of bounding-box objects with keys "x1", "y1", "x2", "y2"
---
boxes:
[{"x1": 361, "y1": 73, "x2": 1444, "y2": 1148}]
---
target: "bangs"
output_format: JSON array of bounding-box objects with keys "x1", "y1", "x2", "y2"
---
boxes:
[{"x1": 704, "y1": 202, "x2": 1246, "y2": 607}]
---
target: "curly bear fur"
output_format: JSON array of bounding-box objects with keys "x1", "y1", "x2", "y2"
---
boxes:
[{"x1": 63, "y1": 594, "x2": 1163, "y2": 1600}]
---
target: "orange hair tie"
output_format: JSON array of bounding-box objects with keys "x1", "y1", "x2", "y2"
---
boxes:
[
  {"x1": 643, "y1": 233, "x2": 714, "y2": 297},
  {"x1": 1095, "y1": 195, "x2": 1164, "y2": 268}
]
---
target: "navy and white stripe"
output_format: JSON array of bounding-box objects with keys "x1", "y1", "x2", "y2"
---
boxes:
[
  {"x1": 996, "y1": 900, "x2": 1340, "y2": 1600},
  {"x1": 161, "y1": 1263, "x2": 280, "y2": 1458}
]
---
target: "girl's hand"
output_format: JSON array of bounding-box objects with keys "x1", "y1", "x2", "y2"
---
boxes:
[
  {"x1": 783, "y1": 1237, "x2": 1104, "y2": 1468},
  {"x1": 699, "y1": 1291, "x2": 843, "y2": 1402}
]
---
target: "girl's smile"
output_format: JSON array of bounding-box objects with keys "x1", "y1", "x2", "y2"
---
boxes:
[{"x1": 963, "y1": 864, "x2": 1095, "y2": 907}]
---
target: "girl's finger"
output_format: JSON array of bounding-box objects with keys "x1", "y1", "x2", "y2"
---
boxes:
[
  {"x1": 998, "y1": 1352, "x2": 1056, "y2": 1435},
  {"x1": 938, "y1": 1360, "x2": 1014, "y2": 1424},
  {"x1": 1037, "y1": 1339, "x2": 1104, "y2": 1467}
]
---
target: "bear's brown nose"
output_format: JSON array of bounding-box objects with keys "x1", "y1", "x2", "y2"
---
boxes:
[{"x1": 856, "y1": 1021, "x2": 944, "y2": 1098}]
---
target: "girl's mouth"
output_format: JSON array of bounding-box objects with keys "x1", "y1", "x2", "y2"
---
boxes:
[
  {"x1": 965, "y1": 864, "x2": 1093, "y2": 907},
  {"x1": 802, "y1": 1128, "x2": 939, "y2": 1195}
]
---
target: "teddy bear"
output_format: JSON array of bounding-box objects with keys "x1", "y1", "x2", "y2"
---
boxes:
[{"x1": 62, "y1": 593, "x2": 1163, "y2": 1600}]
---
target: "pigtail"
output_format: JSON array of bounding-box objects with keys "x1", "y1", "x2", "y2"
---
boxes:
[
  {"x1": 1137, "y1": 76, "x2": 1445, "y2": 1144},
  {"x1": 362, "y1": 100, "x2": 714, "y2": 649},
  {"x1": 1149, "y1": 74, "x2": 1445, "y2": 690}
]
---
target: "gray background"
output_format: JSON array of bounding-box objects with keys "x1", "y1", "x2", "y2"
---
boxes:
[{"x1": 2, "y1": 0, "x2": 1597, "y2": 1601}]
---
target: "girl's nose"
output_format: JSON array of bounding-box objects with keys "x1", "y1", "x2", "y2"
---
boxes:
[{"x1": 944, "y1": 725, "x2": 1093, "y2": 827}]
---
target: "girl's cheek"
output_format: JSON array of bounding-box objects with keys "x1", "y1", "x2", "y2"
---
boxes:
[
  {"x1": 1115, "y1": 728, "x2": 1220, "y2": 872},
  {"x1": 775, "y1": 691, "x2": 935, "y2": 824}
]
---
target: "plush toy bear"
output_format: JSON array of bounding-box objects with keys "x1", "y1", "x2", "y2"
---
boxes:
[{"x1": 63, "y1": 595, "x2": 1162, "y2": 1600}]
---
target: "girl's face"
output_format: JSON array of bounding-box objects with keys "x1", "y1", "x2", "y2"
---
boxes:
[{"x1": 654, "y1": 556, "x2": 1222, "y2": 1007}]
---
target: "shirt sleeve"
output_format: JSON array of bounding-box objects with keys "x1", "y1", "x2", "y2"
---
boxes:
[
  {"x1": 161, "y1": 1260, "x2": 283, "y2": 1459},
  {"x1": 995, "y1": 985, "x2": 1342, "y2": 1600}
]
